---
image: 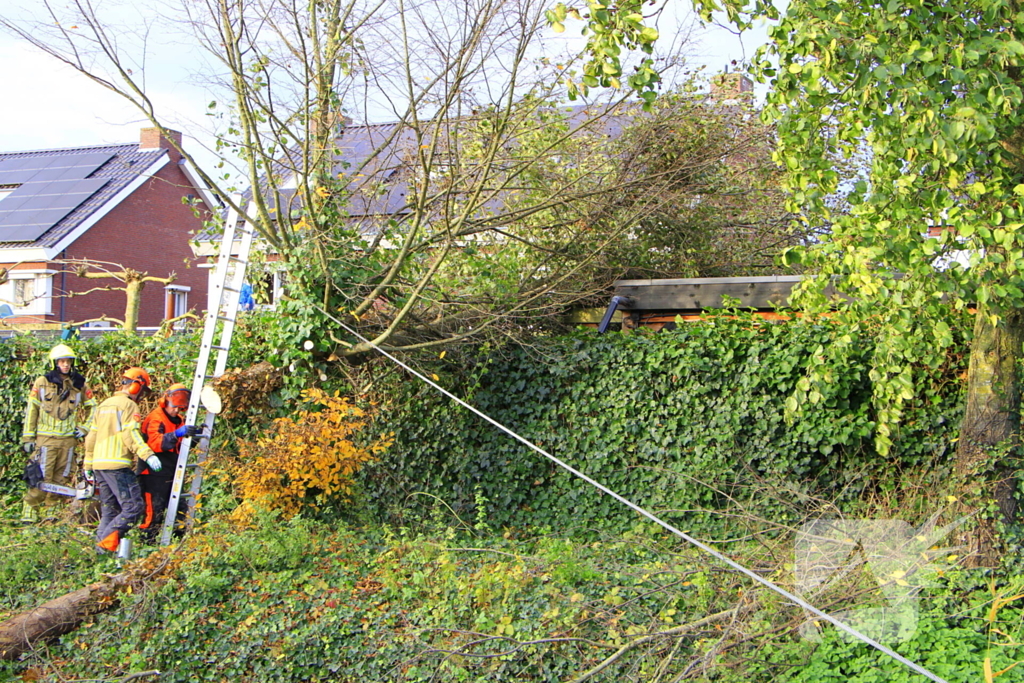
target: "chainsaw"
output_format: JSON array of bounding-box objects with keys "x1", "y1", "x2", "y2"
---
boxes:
[{"x1": 38, "y1": 481, "x2": 95, "y2": 500}]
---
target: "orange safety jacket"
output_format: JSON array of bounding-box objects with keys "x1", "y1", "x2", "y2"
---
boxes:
[
  {"x1": 141, "y1": 405, "x2": 184, "y2": 457},
  {"x1": 138, "y1": 405, "x2": 184, "y2": 531}
]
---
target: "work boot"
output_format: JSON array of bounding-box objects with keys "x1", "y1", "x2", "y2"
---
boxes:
[
  {"x1": 20, "y1": 501, "x2": 39, "y2": 524},
  {"x1": 97, "y1": 530, "x2": 120, "y2": 553}
]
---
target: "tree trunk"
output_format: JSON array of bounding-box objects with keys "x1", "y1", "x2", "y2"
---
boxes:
[
  {"x1": 0, "y1": 573, "x2": 129, "y2": 660},
  {"x1": 954, "y1": 305, "x2": 1024, "y2": 565},
  {"x1": 123, "y1": 280, "x2": 144, "y2": 333}
]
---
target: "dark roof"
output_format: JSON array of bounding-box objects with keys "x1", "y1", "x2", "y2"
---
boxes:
[
  {"x1": 251, "y1": 121, "x2": 414, "y2": 219},
  {"x1": 0, "y1": 143, "x2": 165, "y2": 249}
]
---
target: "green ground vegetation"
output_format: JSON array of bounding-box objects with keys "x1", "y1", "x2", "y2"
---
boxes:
[
  {"x1": 0, "y1": 308, "x2": 1021, "y2": 681},
  {"x1": 2, "y1": 511, "x2": 1023, "y2": 682}
]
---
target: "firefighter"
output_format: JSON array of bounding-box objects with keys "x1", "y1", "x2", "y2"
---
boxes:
[
  {"x1": 20, "y1": 343, "x2": 98, "y2": 523},
  {"x1": 83, "y1": 367, "x2": 164, "y2": 553},
  {"x1": 139, "y1": 383, "x2": 201, "y2": 543}
]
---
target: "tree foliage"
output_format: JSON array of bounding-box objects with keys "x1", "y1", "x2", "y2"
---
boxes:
[
  {"x1": 754, "y1": 0, "x2": 1024, "y2": 538},
  {"x1": 0, "y1": 0, "x2": 792, "y2": 357},
  {"x1": 565, "y1": 0, "x2": 1024, "y2": 542},
  {"x1": 224, "y1": 387, "x2": 389, "y2": 522}
]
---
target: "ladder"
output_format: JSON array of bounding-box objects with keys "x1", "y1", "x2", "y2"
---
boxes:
[{"x1": 160, "y1": 195, "x2": 256, "y2": 546}]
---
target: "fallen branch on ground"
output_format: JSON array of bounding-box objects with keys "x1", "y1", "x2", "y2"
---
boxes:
[{"x1": 0, "y1": 551, "x2": 173, "y2": 661}]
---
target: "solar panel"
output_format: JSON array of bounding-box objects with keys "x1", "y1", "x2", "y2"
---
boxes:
[
  {"x1": 0, "y1": 177, "x2": 110, "y2": 242},
  {"x1": 52, "y1": 151, "x2": 116, "y2": 178},
  {"x1": 0, "y1": 151, "x2": 114, "y2": 184},
  {"x1": 0, "y1": 157, "x2": 39, "y2": 172}
]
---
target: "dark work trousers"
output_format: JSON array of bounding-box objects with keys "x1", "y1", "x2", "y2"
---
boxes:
[
  {"x1": 95, "y1": 468, "x2": 144, "y2": 545},
  {"x1": 138, "y1": 463, "x2": 178, "y2": 542}
]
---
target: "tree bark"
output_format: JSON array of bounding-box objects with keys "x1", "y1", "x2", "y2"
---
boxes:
[
  {"x1": 954, "y1": 305, "x2": 1024, "y2": 565},
  {"x1": 0, "y1": 573, "x2": 129, "y2": 661},
  {"x1": 123, "y1": 279, "x2": 143, "y2": 333}
]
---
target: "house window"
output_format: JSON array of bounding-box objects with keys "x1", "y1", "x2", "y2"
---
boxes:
[
  {"x1": 13, "y1": 278, "x2": 34, "y2": 307},
  {"x1": 4, "y1": 272, "x2": 53, "y2": 316},
  {"x1": 172, "y1": 289, "x2": 189, "y2": 317},
  {"x1": 164, "y1": 285, "x2": 191, "y2": 327}
]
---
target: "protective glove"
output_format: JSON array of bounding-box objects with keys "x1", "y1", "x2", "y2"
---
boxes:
[
  {"x1": 23, "y1": 442, "x2": 35, "y2": 454},
  {"x1": 145, "y1": 455, "x2": 163, "y2": 473},
  {"x1": 173, "y1": 424, "x2": 201, "y2": 439},
  {"x1": 74, "y1": 426, "x2": 88, "y2": 439},
  {"x1": 83, "y1": 470, "x2": 94, "y2": 483}
]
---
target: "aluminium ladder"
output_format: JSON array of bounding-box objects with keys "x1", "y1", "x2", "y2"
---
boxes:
[{"x1": 159, "y1": 196, "x2": 256, "y2": 546}]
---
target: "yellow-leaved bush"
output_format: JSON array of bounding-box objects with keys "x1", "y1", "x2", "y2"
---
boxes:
[{"x1": 229, "y1": 388, "x2": 391, "y2": 522}]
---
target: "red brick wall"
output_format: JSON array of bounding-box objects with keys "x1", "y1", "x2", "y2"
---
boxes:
[{"x1": 55, "y1": 157, "x2": 211, "y2": 328}]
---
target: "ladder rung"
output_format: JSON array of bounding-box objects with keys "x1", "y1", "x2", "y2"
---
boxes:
[
  {"x1": 228, "y1": 256, "x2": 248, "y2": 264},
  {"x1": 222, "y1": 285, "x2": 240, "y2": 294},
  {"x1": 217, "y1": 314, "x2": 235, "y2": 322},
  {"x1": 210, "y1": 344, "x2": 229, "y2": 352}
]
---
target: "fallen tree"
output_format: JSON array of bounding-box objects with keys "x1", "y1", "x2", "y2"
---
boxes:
[
  {"x1": 0, "y1": 573, "x2": 131, "y2": 660},
  {"x1": 0, "y1": 550, "x2": 172, "y2": 661}
]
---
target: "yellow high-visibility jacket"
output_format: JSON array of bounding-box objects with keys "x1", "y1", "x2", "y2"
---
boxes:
[
  {"x1": 84, "y1": 393, "x2": 155, "y2": 471},
  {"x1": 22, "y1": 373, "x2": 97, "y2": 441}
]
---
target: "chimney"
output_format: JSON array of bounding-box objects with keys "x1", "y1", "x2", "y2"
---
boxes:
[
  {"x1": 710, "y1": 72, "x2": 754, "y2": 102},
  {"x1": 139, "y1": 127, "x2": 183, "y2": 162}
]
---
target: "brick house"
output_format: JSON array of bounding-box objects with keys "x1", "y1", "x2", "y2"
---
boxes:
[{"x1": 0, "y1": 128, "x2": 216, "y2": 331}]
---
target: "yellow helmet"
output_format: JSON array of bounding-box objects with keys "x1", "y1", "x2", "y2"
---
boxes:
[{"x1": 48, "y1": 344, "x2": 76, "y2": 361}]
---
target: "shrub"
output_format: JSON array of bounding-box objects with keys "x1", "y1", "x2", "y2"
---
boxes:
[{"x1": 224, "y1": 388, "x2": 391, "y2": 522}]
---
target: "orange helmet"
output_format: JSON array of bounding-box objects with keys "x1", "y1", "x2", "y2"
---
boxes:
[
  {"x1": 164, "y1": 383, "x2": 191, "y2": 409},
  {"x1": 122, "y1": 367, "x2": 152, "y2": 398}
]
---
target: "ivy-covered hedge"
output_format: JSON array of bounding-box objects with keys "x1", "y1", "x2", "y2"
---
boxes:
[
  {"x1": 0, "y1": 331, "x2": 202, "y2": 495},
  {"x1": 0, "y1": 339, "x2": 36, "y2": 495},
  {"x1": 363, "y1": 313, "x2": 967, "y2": 533},
  {"x1": 2, "y1": 310, "x2": 968, "y2": 532}
]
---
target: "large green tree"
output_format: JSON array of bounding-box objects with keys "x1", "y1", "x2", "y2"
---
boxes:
[
  {"x1": 763, "y1": 0, "x2": 1024, "y2": 563},
  {"x1": 566, "y1": 0, "x2": 1024, "y2": 558}
]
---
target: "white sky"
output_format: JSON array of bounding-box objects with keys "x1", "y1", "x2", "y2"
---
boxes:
[{"x1": 0, "y1": 4, "x2": 772, "y2": 181}]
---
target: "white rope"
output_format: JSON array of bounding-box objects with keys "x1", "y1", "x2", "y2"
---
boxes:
[{"x1": 320, "y1": 308, "x2": 948, "y2": 683}]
